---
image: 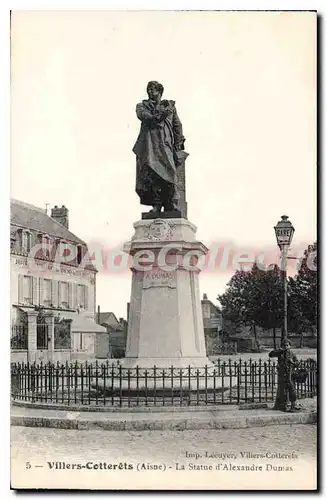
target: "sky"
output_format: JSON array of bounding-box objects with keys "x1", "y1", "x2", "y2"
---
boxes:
[{"x1": 10, "y1": 10, "x2": 317, "y2": 318}]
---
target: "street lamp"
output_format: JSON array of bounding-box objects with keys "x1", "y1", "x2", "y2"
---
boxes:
[
  {"x1": 274, "y1": 215, "x2": 295, "y2": 345},
  {"x1": 271, "y1": 215, "x2": 295, "y2": 411}
]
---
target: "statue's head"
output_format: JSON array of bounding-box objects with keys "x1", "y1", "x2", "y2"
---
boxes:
[{"x1": 147, "y1": 81, "x2": 164, "y2": 102}]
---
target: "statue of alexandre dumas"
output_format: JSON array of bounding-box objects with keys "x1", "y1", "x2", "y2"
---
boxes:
[{"x1": 133, "y1": 81, "x2": 187, "y2": 214}]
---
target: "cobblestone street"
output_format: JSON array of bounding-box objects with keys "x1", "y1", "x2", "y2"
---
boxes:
[
  {"x1": 11, "y1": 424, "x2": 317, "y2": 463},
  {"x1": 11, "y1": 423, "x2": 317, "y2": 490}
]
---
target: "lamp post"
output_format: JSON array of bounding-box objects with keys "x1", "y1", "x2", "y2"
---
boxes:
[
  {"x1": 272, "y1": 215, "x2": 295, "y2": 410},
  {"x1": 274, "y1": 215, "x2": 295, "y2": 344}
]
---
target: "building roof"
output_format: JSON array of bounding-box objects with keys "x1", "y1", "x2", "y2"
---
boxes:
[
  {"x1": 71, "y1": 316, "x2": 107, "y2": 333},
  {"x1": 11, "y1": 199, "x2": 85, "y2": 245},
  {"x1": 201, "y1": 293, "x2": 221, "y2": 313},
  {"x1": 98, "y1": 312, "x2": 120, "y2": 328}
]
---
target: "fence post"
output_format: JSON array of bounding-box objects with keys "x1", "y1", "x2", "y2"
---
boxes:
[
  {"x1": 195, "y1": 368, "x2": 200, "y2": 405},
  {"x1": 228, "y1": 359, "x2": 232, "y2": 403},
  {"x1": 188, "y1": 365, "x2": 191, "y2": 406},
  {"x1": 271, "y1": 360, "x2": 276, "y2": 401},
  {"x1": 86, "y1": 361, "x2": 91, "y2": 405},
  {"x1": 44, "y1": 313, "x2": 55, "y2": 362},
  {"x1": 11, "y1": 363, "x2": 20, "y2": 398},
  {"x1": 263, "y1": 361, "x2": 268, "y2": 401},
  {"x1": 136, "y1": 366, "x2": 139, "y2": 406},
  {"x1": 101, "y1": 363, "x2": 106, "y2": 406},
  {"x1": 26, "y1": 311, "x2": 39, "y2": 363},
  {"x1": 258, "y1": 359, "x2": 262, "y2": 402},
  {"x1": 119, "y1": 365, "x2": 123, "y2": 407},
  {"x1": 221, "y1": 362, "x2": 225, "y2": 403},
  {"x1": 144, "y1": 369, "x2": 148, "y2": 407},
  {"x1": 73, "y1": 361, "x2": 77, "y2": 404},
  {"x1": 244, "y1": 361, "x2": 248, "y2": 403},
  {"x1": 162, "y1": 368, "x2": 166, "y2": 407},
  {"x1": 237, "y1": 361, "x2": 241, "y2": 404},
  {"x1": 111, "y1": 364, "x2": 115, "y2": 406},
  {"x1": 38, "y1": 361, "x2": 42, "y2": 400},
  {"x1": 213, "y1": 366, "x2": 217, "y2": 405},
  {"x1": 127, "y1": 368, "x2": 131, "y2": 407},
  {"x1": 31, "y1": 363, "x2": 36, "y2": 402},
  {"x1": 66, "y1": 361, "x2": 70, "y2": 405},
  {"x1": 153, "y1": 366, "x2": 157, "y2": 407},
  {"x1": 204, "y1": 365, "x2": 208, "y2": 405},
  {"x1": 80, "y1": 363, "x2": 84, "y2": 405}
]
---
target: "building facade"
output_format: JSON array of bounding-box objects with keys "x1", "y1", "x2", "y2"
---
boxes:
[
  {"x1": 98, "y1": 311, "x2": 128, "y2": 359},
  {"x1": 201, "y1": 294, "x2": 223, "y2": 355},
  {"x1": 11, "y1": 199, "x2": 106, "y2": 363}
]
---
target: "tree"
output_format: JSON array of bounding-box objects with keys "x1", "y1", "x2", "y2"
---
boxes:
[
  {"x1": 219, "y1": 242, "x2": 317, "y2": 350},
  {"x1": 288, "y1": 242, "x2": 317, "y2": 339},
  {"x1": 218, "y1": 269, "x2": 252, "y2": 331},
  {"x1": 218, "y1": 263, "x2": 284, "y2": 349},
  {"x1": 250, "y1": 263, "x2": 284, "y2": 349},
  {"x1": 218, "y1": 266, "x2": 262, "y2": 348}
]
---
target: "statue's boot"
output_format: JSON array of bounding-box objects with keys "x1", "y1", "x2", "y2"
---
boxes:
[
  {"x1": 164, "y1": 201, "x2": 178, "y2": 211},
  {"x1": 149, "y1": 204, "x2": 162, "y2": 213}
]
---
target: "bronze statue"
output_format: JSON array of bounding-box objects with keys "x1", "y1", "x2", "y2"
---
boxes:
[{"x1": 133, "y1": 81, "x2": 188, "y2": 216}]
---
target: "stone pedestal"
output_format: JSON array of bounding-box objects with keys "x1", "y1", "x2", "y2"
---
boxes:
[{"x1": 122, "y1": 217, "x2": 213, "y2": 369}]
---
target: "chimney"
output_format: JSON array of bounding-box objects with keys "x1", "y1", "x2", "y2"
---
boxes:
[{"x1": 51, "y1": 205, "x2": 69, "y2": 229}]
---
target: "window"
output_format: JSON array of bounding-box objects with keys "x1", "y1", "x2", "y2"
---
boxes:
[
  {"x1": 77, "y1": 245, "x2": 83, "y2": 265},
  {"x1": 77, "y1": 284, "x2": 85, "y2": 309},
  {"x1": 22, "y1": 231, "x2": 32, "y2": 253},
  {"x1": 76, "y1": 285, "x2": 88, "y2": 309},
  {"x1": 39, "y1": 234, "x2": 51, "y2": 258},
  {"x1": 43, "y1": 279, "x2": 52, "y2": 306},
  {"x1": 16, "y1": 229, "x2": 23, "y2": 250},
  {"x1": 23, "y1": 276, "x2": 32, "y2": 305},
  {"x1": 60, "y1": 281, "x2": 69, "y2": 308},
  {"x1": 27, "y1": 232, "x2": 32, "y2": 253}
]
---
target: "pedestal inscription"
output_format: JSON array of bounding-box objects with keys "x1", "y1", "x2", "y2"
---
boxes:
[{"x1": 143, "y1": 270, "x2": 176, "y2": 289}]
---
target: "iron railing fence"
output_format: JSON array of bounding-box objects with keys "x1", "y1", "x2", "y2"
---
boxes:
[
  {"x1": 11, "y1": 358, "x2": 317, "y2": 408},
  {"x1": 11, "y1": 323, "x2": 49, "y2": 350},
  {"x1": 11, "y1": 325, "x2": 28, "y2": 350}
]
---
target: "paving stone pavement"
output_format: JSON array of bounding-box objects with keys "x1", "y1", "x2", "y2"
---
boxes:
[{"x1": 11, "y1": 423, "x2": 317, "y2": 463}]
